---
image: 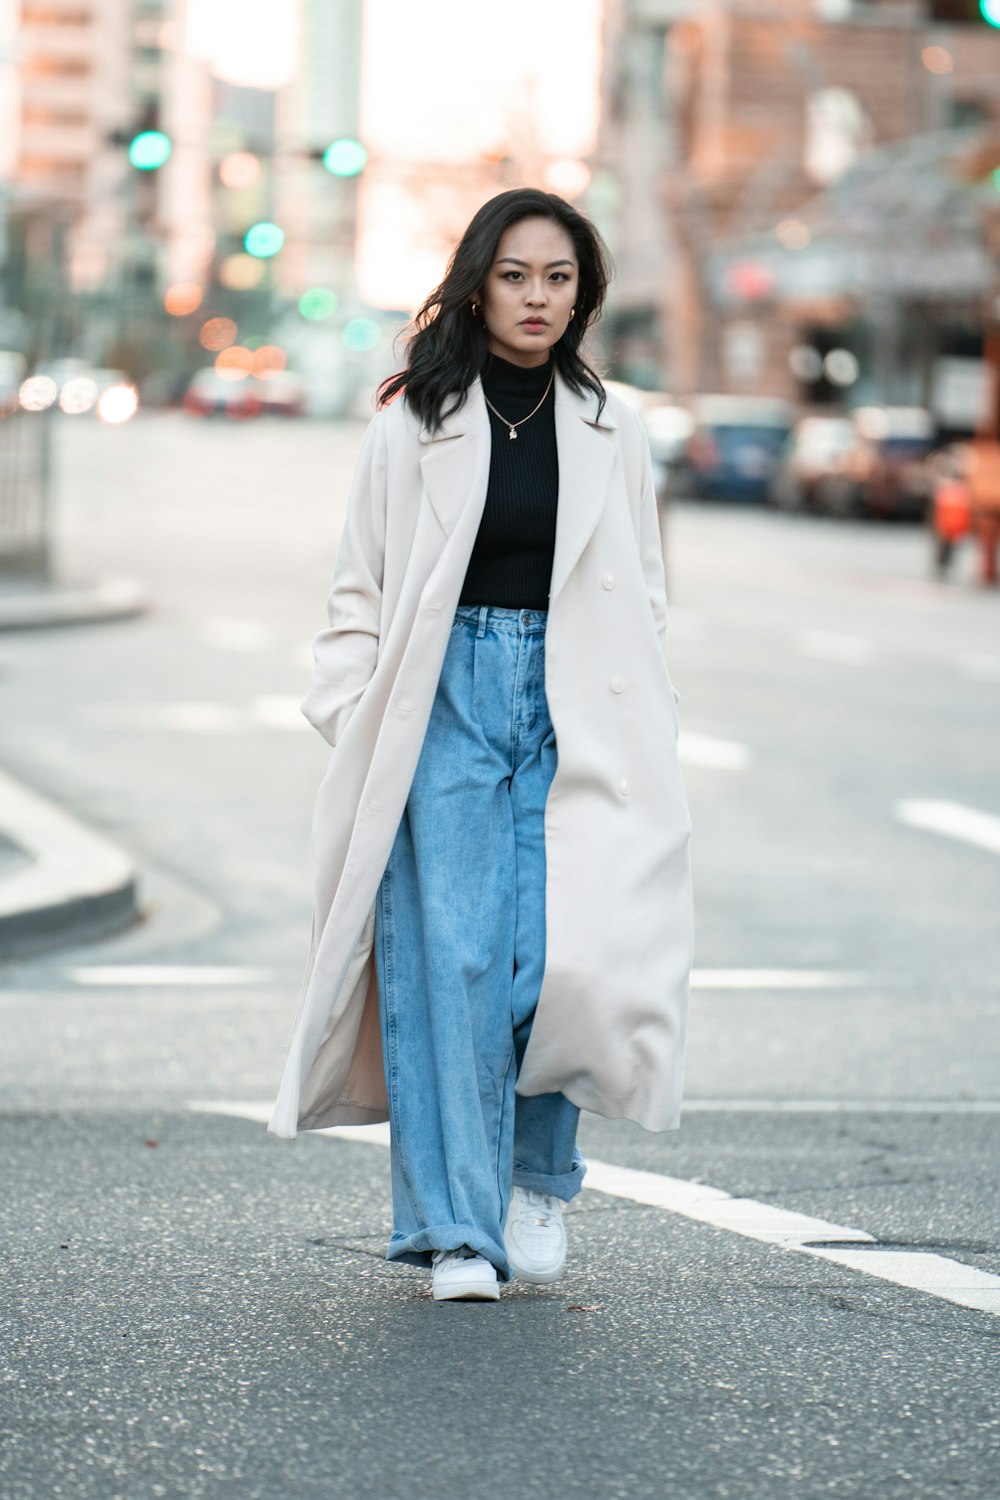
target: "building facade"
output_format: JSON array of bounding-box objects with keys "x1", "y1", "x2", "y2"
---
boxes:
[{"x1": 597, "y1": 0, "x2": 1000, "y2": 417}]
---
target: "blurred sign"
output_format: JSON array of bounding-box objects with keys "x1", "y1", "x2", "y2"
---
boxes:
[
  {"x1": 724, "y1": 262, "x2": 774, "y2": 301},
  {"x1": 723, "y1": 322, "x2": 765, "y2": 382},
  {"x1": 931, "y1": 357, "x2": 994, "y2": 429}
]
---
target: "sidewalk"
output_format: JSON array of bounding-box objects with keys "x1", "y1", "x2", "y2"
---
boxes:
[
  {"x1": 0, "y1": 766, "x2": 140, "y2": 959},
  {"x1": 0, "y1": 573, "x2": 147, "y2": 956},
  {"x1": 0, "y1": 574, "x2": 149, "y2": 631}
]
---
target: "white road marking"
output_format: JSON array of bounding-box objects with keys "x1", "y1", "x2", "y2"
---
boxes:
[
  {"x1": 68, "y1": 966, "x2": 271, "y2": 986},
  {"x1": 959, "y1": 652, "x2": 1000, "y2": 683},
  {"x1": 189, "y1": 1100, "x2": 1000, "y2": 1318},
  {"x1": 202, "y1": 618, "x2": 277, "y2": 653},
  {"x1": 692, "y1": 969, "x2": 868, "y2": 989},
  {"x1": 677, "y1": 732, "x2": 750, "y2": 770},
  {"x1": 82, "y1": 702, "x2": 247, "y2": 733},
  {"x1": 801, "y1": 1248, "x2": 1000, "y2": 1316},
  {"x1": 797, "y1": 628, "x2": 875, "y2": 665},
  {"x1": 895, "y1": 799, "x2": 1000, "y2": 856},
  {"x1": 680, "y1": 1098, "x2": 1000, "y2": 1114},
  {"x1": 250, "y1": 695, "x2": 309, "y2": 730},
  {"x1": 81, "y1": 699, "x2": 309, "y2": 734}
]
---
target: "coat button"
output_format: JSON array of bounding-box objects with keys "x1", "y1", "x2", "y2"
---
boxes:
[
  {"x1": 601, "y1": 574, "x2": 615, "y2": 590},
  {"x1": 618, "y1": 778, "x2": 631, "y2": 796},
  {"x1": 610, "y1": 676, "x2": 625, "y2": 693}
]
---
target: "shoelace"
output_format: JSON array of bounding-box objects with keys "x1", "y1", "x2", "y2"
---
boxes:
[
  {"x1": 513, "y1": 1189, "x2": 561, "y2": 1234},
  {"x1": 432, "y1": 1247, "x2": 478, "y2": 1268}
]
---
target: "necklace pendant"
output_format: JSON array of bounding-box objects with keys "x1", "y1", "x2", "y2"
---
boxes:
[{"x1": 509, "y1": 426, "x2": 517, "y2": 440}]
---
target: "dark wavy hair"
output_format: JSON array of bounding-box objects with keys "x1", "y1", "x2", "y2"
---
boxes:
[{"x1": 376, "y1": 188, "x2": 615, "y2": 435}]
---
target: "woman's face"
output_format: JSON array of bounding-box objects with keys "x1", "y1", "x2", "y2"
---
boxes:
[{"x1": 476, "y1": 217, "x2": 579, "y2": 367}]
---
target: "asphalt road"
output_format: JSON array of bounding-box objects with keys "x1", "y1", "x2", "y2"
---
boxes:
[{"x1": 1, "y1": 410, "x2": 998, "y2": 1499}]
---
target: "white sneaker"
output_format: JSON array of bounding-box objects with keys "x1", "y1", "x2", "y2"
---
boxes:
[
  {"x1": 504, "y1": 1186, "x2": 567, "y2": 1284},
  {"x1": 431, "y1": 1247, "x2": 500, "y2": 1301}
]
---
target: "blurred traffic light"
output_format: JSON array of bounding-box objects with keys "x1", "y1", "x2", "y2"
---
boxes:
[
  {"x1": 320, "y1": 138, "x2": 368, "y2": 177},
  {"x1": 927, "y1": 0, "x2": 1000, "y2": 24},
  {"x1": 128, "y1": 130, "x2": 172, "y2": 171},
  {"x1": 299, "y1": 288, "x2": 339, "y2": 320},
  {"x1": 244, "y1": 222, "x2": 285, "y2": 258}
]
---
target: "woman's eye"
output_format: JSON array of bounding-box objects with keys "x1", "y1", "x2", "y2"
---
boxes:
[{"x1": 501, "y1": 271, "x2": 569, "y2": 282}]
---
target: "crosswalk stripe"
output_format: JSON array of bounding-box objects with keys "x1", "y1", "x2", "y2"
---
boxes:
[
  {"x1": 692, "y1": 969, "x2": 867, "y2": 989},
  {"x1": 895, "y1": 799, "x2": 1000, "y2": 855},
  {"x1": 188, "y1": 1100, "x2": 1000, "y2": 1317},
  {"x1": 69, "y1": 966, "x2": 271, "y2": 985}
]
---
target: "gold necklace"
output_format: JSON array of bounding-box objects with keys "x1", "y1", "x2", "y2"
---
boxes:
[{"x1": 483, "y1": 365, "x2": 555, "y2": 440}]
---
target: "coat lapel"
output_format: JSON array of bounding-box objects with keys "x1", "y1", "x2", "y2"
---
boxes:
[
  {"x1": 417, "y1": 385, "x2": 489, "y2": 541},
  {"x1": 551, "y1": 368, "x2": 618, "y2": 602},
  {"x1": 418, "y1": 366, "x2": 619, "y2": 605}
]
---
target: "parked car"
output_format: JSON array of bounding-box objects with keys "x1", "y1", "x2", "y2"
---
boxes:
[
  {"x1": 641, "y1": 402, "x2": 696, "y2": 502},
  {"x1": 770, "y1": 406, "x2": 937, "y2": 521},
  {"x1": 677, "y1": 394, "x2": 797, "y2": 503},
  {"x1": 770, "y1": 414, "x2": 858, "y2": 515},
  {"x1": 849, "y1": 406, "x2": 936, "y2": 521},
  {"x1": 183, "y1": 368, "x2": 306, "y2": 419}
]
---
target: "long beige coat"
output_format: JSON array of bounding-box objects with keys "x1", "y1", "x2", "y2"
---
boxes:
[{"x1": 267, "y1": 366, "x2": 694, "y2": 1139}]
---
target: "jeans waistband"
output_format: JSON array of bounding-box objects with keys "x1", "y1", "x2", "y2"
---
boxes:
[{"x1": 453, "y1": 604, "x2": 548, "y2": 636}]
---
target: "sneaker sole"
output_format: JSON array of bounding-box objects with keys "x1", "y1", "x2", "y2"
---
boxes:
[
  {"x1": 507, "y1": 1258, "x2": 566, "y2": 1285},
  {"x1": 432, "y1": 1280, "x2": 501, "y2": 1302}
]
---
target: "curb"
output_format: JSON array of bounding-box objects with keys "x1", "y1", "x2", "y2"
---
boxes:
[
  {"x1": 0, "y1": 575, "x2": 149, "y2": 632},
  {"x1": 0, "y1": 766, "x2": 140, "y2": 959}
]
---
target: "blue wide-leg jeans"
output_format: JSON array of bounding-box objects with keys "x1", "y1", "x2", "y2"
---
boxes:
[{"x1": 374, "y1": 603, "x2": 586, "y2": 1283}]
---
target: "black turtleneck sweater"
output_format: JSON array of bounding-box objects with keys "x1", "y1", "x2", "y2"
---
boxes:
[{"x1": 458, "y1": 350, "x2": 558, "y2": 612}]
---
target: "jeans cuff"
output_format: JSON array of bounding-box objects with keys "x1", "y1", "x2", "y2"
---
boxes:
[
  {"x1": 385, "y1": 1224, "x2": 513, "y2": 1283},
  {"x1": 511, "y1": 1153, "x2": 586, "y2": 1203}
]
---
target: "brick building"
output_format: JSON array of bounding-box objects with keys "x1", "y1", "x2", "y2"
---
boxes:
[{"x1": 595, "y1": 0, "x2": 1000, "y2": 414}]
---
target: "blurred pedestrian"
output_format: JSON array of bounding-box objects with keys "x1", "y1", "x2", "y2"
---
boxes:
[
  {"x1": 268, "y1": 188, "x2": 694, "y2": 1302},
  {"x1": 929, "y1": 444, "x2": 973, "y2": 579}
]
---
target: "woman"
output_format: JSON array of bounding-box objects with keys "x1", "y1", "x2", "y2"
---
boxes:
[{"x1": 268, "y1": 188, "x2": 694, "y2": 1304}]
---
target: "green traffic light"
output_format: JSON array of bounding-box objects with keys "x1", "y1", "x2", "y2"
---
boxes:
[
  {"x1": 129, "y1": 130, "x2": 172, "y2": 170},
  {"x1": 322, "y1": 138, "x2": 368, "y2": 177},
  {"x1": 244, "y1": 222, "x2": 285, "y2": 258},
  {"x1": 342, "y1": 317, "x2": 381, "y2": 353},
  {"x1": 299, "y1": 288, "x2": 339, "y2": 321},
  {"x1": 982, "y1": 0, "x2": 1000, "y2": 24}
]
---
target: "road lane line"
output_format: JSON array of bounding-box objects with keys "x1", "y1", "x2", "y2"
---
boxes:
[
  {"x1": 959, "y1": 652, "x2": 1000, "y2": 683},
  {"x1": 799, "y1": 1248, "x2": 1000, "y2": 1315},
  {"x1": 797, "y1": 629, "x2": 875, "y2": 665},
  {"x1": 202, "y1": 618, "x2": 278, "y2": 652},
  {"x1": 692, "y1": 969, "x2": 868, "y2": 989},
  {"x1": 250, "y1": 696, "x2": 310, "y2": 730},
  {"x1": 677, "y1": 733, "x2": 750, "y2": 770},
  {"x1": 679, "y1": 1098, "x2": 1000, "y2": 1114},
  {"x1": 69, "y1": 966, "x2": 272, "y2": 985},
  {"x1": 895, "y1": 799, "x2": 1000, "y2": 856},
  {"x1": 81, "y1": 702, "x2": 247, "y2": 733},
  {"x1": 188, "y1": 1101, "x2": 1000, "y2": 1317}
]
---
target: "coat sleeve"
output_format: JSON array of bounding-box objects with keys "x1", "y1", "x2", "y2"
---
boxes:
[{"x1": 300, "y1": 410, "x2": 388, "y2": 747}]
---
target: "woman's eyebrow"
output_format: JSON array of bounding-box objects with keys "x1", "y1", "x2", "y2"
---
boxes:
[{"x1": 495, "y1": 257, "x2": 575, "y2": 268}]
